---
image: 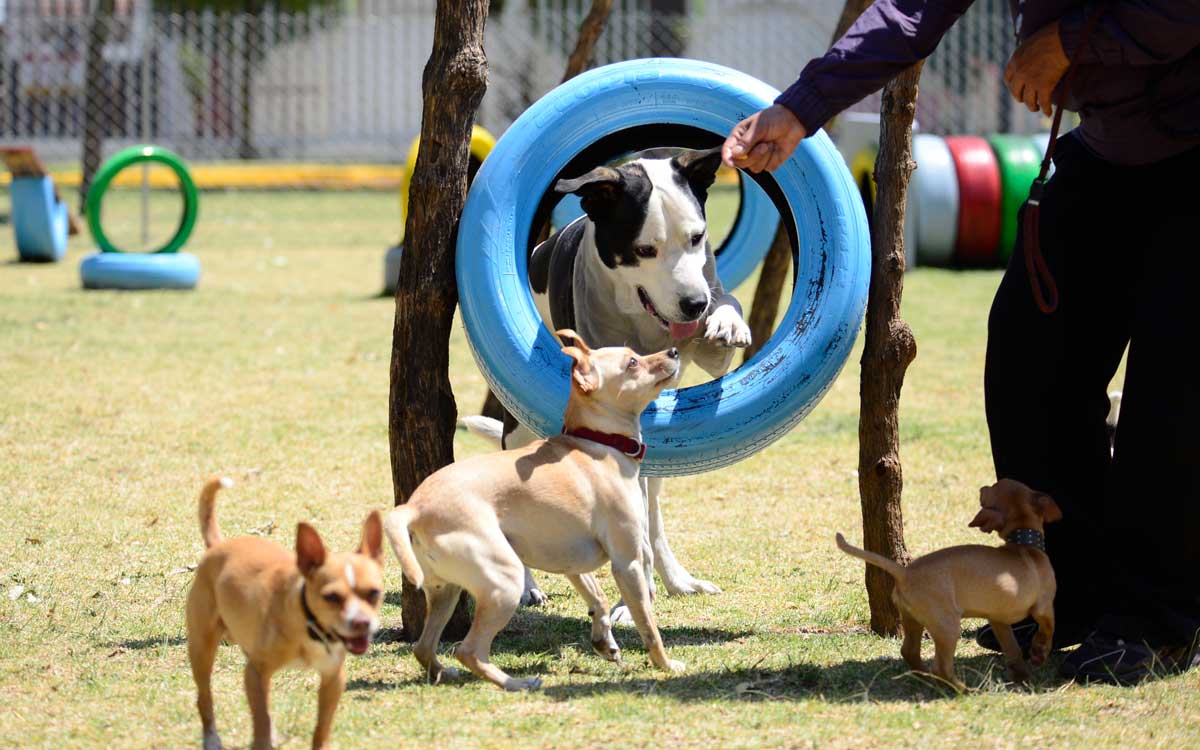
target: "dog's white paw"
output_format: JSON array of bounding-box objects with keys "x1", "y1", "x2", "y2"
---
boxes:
[
  {"x1": 504, "y1": 677, "x2": 543, "y2": 691},
  {"x1": 610, "y1": 602, "x2": 635, "y2": 626},
  {"x1": 663, "y1": 659, "x2": 686, "y2": 674},
  {"x1": 591, "y1": 631, "x2": 622, "y2": 662},
  {"x1": 663, "y1": 575, "x2": 722, "y2": 596},
  {"x1": 519, "y1": 587, "x2": 548, "y2": 607},
  {"x1": 704, "y1": 304, "x2": 751, "y2": 348}
]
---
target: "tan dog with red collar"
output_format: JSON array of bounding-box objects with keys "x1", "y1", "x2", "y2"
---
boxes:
[
  {"x1": 384, "y1": 330, "x2": 683, "y2": 690},
  {"x1": 836, "y1": 479, "x2": 1062, "y2": 689},
  {"x1": 186, "y1": 478, "x2": 385, "y2": 750}
]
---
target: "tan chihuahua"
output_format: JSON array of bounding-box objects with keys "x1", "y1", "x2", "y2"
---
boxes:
[
  {"x1": 384, "y1": 330, "x2": 683, "y2": 690},
  {"x1": 186, "y1": 478, "x2": 385, "y2": 750},
  {"x1": 836, "y1": 478, "x2": 1061, "y2": 689}
]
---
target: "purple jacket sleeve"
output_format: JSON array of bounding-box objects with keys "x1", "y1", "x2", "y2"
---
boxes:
[
  {"x1": 775, "y1": 0, "x2": 976, "y2": 134},
  {"x1": 1060, "y1": 1, "x2": 1200, "y2": 66}
]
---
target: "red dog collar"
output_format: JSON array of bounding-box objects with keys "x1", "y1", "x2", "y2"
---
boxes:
[{"x1": 563, "y1": 427, "x2": 646, "y2": 461}]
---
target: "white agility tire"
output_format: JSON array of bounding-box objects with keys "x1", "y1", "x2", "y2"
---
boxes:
[
  {"x1": 911, "y1": 134, "x2": 959, "y2": 267},
  {"x1": 456, "y1": 59, "x2": 870, "y2": 476}
]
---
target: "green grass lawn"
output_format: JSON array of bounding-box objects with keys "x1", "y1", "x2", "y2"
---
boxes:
[{"x1": 0, "y1": 187, "x2": 1175, "y2": 750}]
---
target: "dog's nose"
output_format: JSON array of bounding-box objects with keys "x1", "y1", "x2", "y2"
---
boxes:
[
  {"x1": 350, "y1": 617, "x2": 372, "y2": 633},
  {"x1": 666, "y1": 347, "x2": 679, "y2": 359},
  {"x1": 678, "y1": 295, "x2": 708, "y2": 320}
]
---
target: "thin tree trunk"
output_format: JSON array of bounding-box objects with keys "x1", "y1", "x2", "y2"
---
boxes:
[
  {"x1": 390, "y1": 0, "x2": 488, "y2": 642},
  {"x1": 238, "y1": 4, "x2": 264, "y2": 160},
  {"x1": 741, "y1": 0, "x2": 872, "y2": 361},
  {"x1": 80, "y1": 0, "x2": 115, "y2": 213},
  {"x1": 857, "y1": 64, "x2": 921, "y2": 637},
  {"x1": 480, "y1": 0, "x2": 612, "y2": 416}
]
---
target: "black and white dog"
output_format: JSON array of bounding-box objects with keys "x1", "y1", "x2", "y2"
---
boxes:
[{"x1": 468, "y1": 146, "x2": 752, "y2": 618}]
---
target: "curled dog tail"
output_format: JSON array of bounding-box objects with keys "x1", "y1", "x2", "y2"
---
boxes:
[
  {"x1": 383, "y1": 506, "x2": 424, "y2": 589},
  {"x1": 457, "y1": 415, "x2": 504, "y2": 448},
  {"x1": 835, "y1": 532, "x2": 906, "y2": 583},
  {"x1": 198, "y1": 476, "x2": 233, "y2": 548}
]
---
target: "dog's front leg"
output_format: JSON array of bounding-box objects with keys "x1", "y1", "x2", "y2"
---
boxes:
[
  {"x1": 609, "y1": 557, "x2": 684, "y2": 674},
  {"x1": 610, "y1": 478, "x2": 658, "y2": 626},
  {"x1": 312, "y1": 661, "x2": 345, "y2": 750},
  {"x1": 702, "y1": 293, "x2": 752, "y2": 351},
  {"x1": 648, "y1": 476, "x2": 722, "y2": 596},
  {"x1": 243, "y1": 662, "x2": 275, "y2": 750}
]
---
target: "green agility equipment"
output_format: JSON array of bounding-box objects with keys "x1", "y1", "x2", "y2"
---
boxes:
[
  {"x1": 987, "y1": 134, "x2": 1042, "y2": 264},
  {"x1": 85, "y1": 145, "x2": 199, "y2": 255}
]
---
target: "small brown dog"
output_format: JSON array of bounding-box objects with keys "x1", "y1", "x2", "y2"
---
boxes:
[
  {"x1": 186, "y1": 477, "x2": 385, "y2": 750},
  {"x1": 836, "y1": 478, "x2": 1062, "y2": 689}
]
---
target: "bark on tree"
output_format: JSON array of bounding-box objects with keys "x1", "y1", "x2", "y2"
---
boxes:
[
  {"x1": 80, "y1": 0, "x2": 116, "y2": 213},
  {"x1": 390, "y1": 0, "x2": 488, "y2": 642},
  {"x1": 480, "y1": 0, "x2": 612, "y2": 416},
  {"x1": 238, "y1": 2, "x2": 265, "y2": 160},
  {"x1": 857, "y1": 65, "x2": 921, "y2": 637}
]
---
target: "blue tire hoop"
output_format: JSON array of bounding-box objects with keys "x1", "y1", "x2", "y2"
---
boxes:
[
  {"x1": 80, "y1": 252, "x2": 200, "y2": 290},
  {"x1": 457, "y1": 59, "x2": 870, "y2": 476}
]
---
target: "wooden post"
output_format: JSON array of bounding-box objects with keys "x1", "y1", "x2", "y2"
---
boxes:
[
  {"x1": 389, "y1": 0, "x2": 489, "y2": 642},
  {"x1": 80, "y1": 0, "x2": 116, "y2": 213},
  {"x1": 857, "y1": 65, "x2": 920, "y2": 637}
]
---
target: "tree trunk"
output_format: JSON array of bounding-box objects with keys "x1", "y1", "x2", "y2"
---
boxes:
[
  {"x1": 80, "y1": 0, "x2": 115, "y2": 213},
  {"x1": 480, "y1": 0, "x2": 612, "y2": 416},
  {"x1": 857, "y1": 64, "x2": 922, "y2": 637},
  {"x1": 390, "y1": 0, "x2": 489, "y2": 642},
  {"x1": 741, "y1": 0, "x2": 872, "y2": 361}
]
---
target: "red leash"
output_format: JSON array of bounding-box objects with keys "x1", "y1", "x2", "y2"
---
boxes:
[{"x1": 1023, "y1": 8, "x2": 1106, "y2": 314}]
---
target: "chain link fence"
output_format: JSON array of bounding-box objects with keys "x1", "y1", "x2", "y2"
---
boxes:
[{"x1": 1, "y1": 0, "x2": 1042, "y2": 167}]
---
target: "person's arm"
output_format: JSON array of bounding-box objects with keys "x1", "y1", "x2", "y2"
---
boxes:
[
  {"x1": 724, "y1": 0, "x2": 973, "y2": 171},
  {"x1": 1059, "y1": 2, "x2": 1200, "y2": 67},
  {"x1": 775, "y1": 0, "x2": 975, "y2": 135}
]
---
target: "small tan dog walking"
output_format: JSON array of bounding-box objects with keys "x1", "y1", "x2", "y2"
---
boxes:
[
  {"x1": 384, "y1": 330, "x2": 684, "y2": 690},
  {"x1": 186, "y1": 478, "x2": 385, "y2": 750},
  {"x1": 836, "y1": 479, "x2": 1062, "y2": 689}
]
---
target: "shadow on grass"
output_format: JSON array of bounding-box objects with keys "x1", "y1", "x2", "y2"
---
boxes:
[
  {"x1": 103, "y1": 634, "x2": 188, "y2": 650},
  {"x1": 541, "y1": 651, "x2": 1063, "y2": 704},
  {"x1": 374, "y1": 608, "x2": 752, "y2": 656}
]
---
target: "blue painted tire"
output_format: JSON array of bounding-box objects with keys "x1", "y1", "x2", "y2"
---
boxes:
[
  {"x1": 550, "y1": 172, "x2": 778, "y2": 291},
  {"x1": 80, "y1": 252, "x2": 200, "y2": 290},
  {"x1": 11, "y1": 176, "x2": 69, "y2": 262},
  {"x1": 383, "y1": 244, "x2": 404, "y2": 295},
  {"x1": 456, "y1": 59, "x2": 870, "y2": 476}
]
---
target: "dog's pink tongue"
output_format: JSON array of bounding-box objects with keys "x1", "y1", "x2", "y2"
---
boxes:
[
  {"x1": 669, "y1": 320, "x2": 700, "y2": 341},
  {"x1": 346, "y1": 636, "x2": 370, "y2": 656}
]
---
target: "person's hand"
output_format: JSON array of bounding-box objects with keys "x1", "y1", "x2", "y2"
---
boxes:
[
  {"x1": 721, "y1": 104, "x2": 807, "y2": 173},
  {"x1": 1004, "y1": 21, "x2": 1070, "y2": 116}
]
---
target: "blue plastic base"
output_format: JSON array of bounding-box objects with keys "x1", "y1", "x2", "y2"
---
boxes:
[
  {"x1": 80, "y1": 252, "x2": 201, "y2": 290},
  {"x1": 11, "y1": 176, "x2": 68, "y2": 262}
]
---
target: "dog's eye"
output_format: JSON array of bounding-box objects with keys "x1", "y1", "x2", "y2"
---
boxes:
[
  {"x1": 690, "y1": 232, "x2": 704, "y2": 246},
  {"x1": 323, "y1": 592, "x2": 343, "y2": 606},
  {"x1": 627, "y1": 357, "x2": 638, "y2": 370},
  {"x1": 634, "y1": 244, "x2": 657, "y2": 258},
  {"x1": 364, "y1": 589, "x2": 381, "y2": 605}
]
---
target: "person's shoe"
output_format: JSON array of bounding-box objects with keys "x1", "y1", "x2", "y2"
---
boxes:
[
  {"x1": 1060, "y1": 630, "x2": 1200, "y2": 686},
  {"x1": 975, "y1": 618, "x2": 1086, "y2": 657}
]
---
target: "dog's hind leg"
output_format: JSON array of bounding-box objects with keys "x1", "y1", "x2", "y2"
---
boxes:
[
  {"x1": 412, "y1": 579, "x2": 463, "y2": 684},
  {"x1": 899, "y1": 610, "x2": 925, "y2": 674},
  {"x1": 647, "y1": 476, "x2": 721, "y2": 596},
  {"x1": 520, "y1": 566, "x2": 548, "y2": 607},
  {"x1": 502, "y1": 422, "x2": 549, "y2": 608},
  {"x1": 186, "y1": 588, "x2": 224, "y2": 750},
  {"x1": 567, "y1": 573, "x2": 620, "y2": 662},
  {"x1": 454, "y1": 545, "x2": 540, "y2": 690}
]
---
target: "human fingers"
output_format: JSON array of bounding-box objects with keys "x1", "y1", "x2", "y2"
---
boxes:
[{"x1": 740, "y1": 141, "x2": 774, "y2": 174}]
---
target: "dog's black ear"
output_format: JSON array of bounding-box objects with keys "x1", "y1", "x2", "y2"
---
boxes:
[
  {"x1": 672, "y1": 146, "x2": 723, "y2": 199},
  {"x1": 296, "y1": 522, "x2": 327, "y2": 576},
  {"x1": 556, "y1": 166, "x2": 623, "y2": 220}
]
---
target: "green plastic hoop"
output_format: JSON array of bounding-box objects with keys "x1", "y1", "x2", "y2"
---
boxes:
[{"x1": 86, "y1": 145, "x2": 199, "y2": 254}]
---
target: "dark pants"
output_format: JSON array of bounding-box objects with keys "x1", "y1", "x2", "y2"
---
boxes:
[{"x1": 985, "y1": 133, "x2": 1200, "y2": 647}]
